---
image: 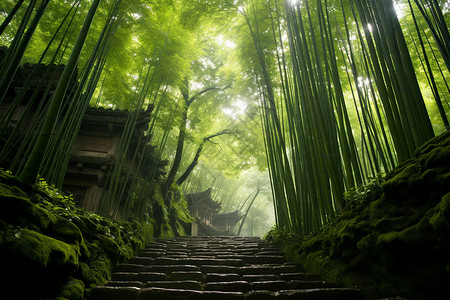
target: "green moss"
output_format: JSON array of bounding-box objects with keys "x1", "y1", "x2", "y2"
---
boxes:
[
  {"x1": 0, "y1": 193, "x2": 57, "y2": 231},
  {"x1": 3, "y1": 229, "x2": 79, "y2": 274},
  {"x1": 415, "y1": 130, "x2": 450, "y2": 158},
  {"x1": 0, "y1": 182, "x2": 28, "y2": 198},
  {"x1": 59, "y1": 277, "x2": 84, "y2": 300},
  {"x1": 283, "y1": 243, "x2": 303, "y2": 262},
  {"x1": 438, "y1": 193, "x2": 450, "y2": 217},
  {"x1": 98, "y1": 234, "x2": 120, "y2": 263},
  {"x1": 0, "y1": 170, "x2": 161, "y2": 299},
  {"x1": 374, "y1": 215, "x2": 419, "y2": 232},
  {"x1": 48, "y1": 215, "x2": 82, "y2": 243},
  {"x1": 377, "y1": 231, "x2": 400, "y2": 244},
  {"x1": 429, "y1": 193, "x2": 450, "y2": 240},
  {"x1": 419, "y1": 141, "x2": 450, "y2": 169},
  {"x1": 356, "y1": 233, "x2": 375, "y2": 251},
  {"x1": 397, "y1": 210, "x2": 436, "y2": 245},
  {"x1": 89, "y1": 255, "x2": 113, "y2": 286},
  {"x1": 382, "y1": 163, "x2": 421, "y2": 197}
]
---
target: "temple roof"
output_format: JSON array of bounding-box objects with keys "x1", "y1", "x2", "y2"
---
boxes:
[
  {"x1": 83, "y1": 105, "x2": 153, "y2": 128},
  {"x1": 186, "y1": 188, "x2": 222, "y2": 212},
  {"x1": 213, "y1": 210, "x2": 242, "y2": 222}
]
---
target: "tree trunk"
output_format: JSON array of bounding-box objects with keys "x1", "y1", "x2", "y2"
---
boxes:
[
  {"x1": 162, "y1": 82, "x2": 230, "y2": 201},
  {"x1": 162, "y1": 103, "x2": 187, "y2": 201},
  {"x1": 237, "y1": 188, "x2": 260, "y2": 236}
]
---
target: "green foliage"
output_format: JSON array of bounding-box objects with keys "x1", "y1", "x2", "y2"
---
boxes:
[
  {"x1": 343, "y1": 173, "x2": 384, "y2": 210},
  {"x1": 35, "y1": 177, "x2": 75, "y2": 207}
]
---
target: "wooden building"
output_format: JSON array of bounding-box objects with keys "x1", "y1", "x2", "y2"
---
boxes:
[
  {"x1": 187, "y1": 189, "x2": 243, "y2": 236},
  {"x1": 62, "y1": 105, "x2": 155, "y2": 212},
  {"x1": 0, "y1": 53, "x2": 165, "y2": 217},
  {"x1": 213, "y1": 210, "x2": 242, "y2": 233}
]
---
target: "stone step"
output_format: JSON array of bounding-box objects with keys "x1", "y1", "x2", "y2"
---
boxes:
[
  {"x1": 242, "y1": 274, "x2": 280, "y2": 282},
  {"x1": 205, "y1": 273, "x2": 241, "y2": 282},
  {"x1": 128, "y1": 256, "x2": 154, "y2": 266},
  {"x1": 90, "y1": 286, "x2": 363, "y2": 300},
  {"x1": 243, "y1": 255, "x2": 285, "y2": 264},
  {"x1": 114, "y1": 264, "x2": 147, "y2": 273},
  {"x1": 111, "y1": 272, "x2": 168, "y2": 282},
  {"x1": 169, "y1": 271, "x2": 204, "y2": 281},
  {"x1": 204, "y1": 281, "x2": 252, "y2": 292},
  {"x1": 279, "y1": 273, "x2": 322, "y2": 281},
  {"x1": 191, "y1": 251, "x2": 232, "y2": 256},
  {"x1": 106, "y1": 281, "x2": 143, "y2": 288},
  {"x1": 276, "y1": 288, "x2": 363, "y2": 300},
  {"x1": 142, "y1": 280, "x2": 202, "y2": 290},
  {"x1": 240, "y1": 265, "x2": 281, "y2": 275},
  {"x1": 200, "y1": 265, "x2": 241, "y2": 274},
  {"x1": 272, "y1": 265, "x2": 298, "y2": 274},
  {"x1": 147, "y1": 264, "x2": 200, "y2": 273},
  {"x1": 90, "y1": 286, "x2": 140, "y2": 300},
  {"x1": 250, "y1": 280, "x2": 290, "y2": 291},
  {"x1": 90, "y1": 236, "x2": 364, "y2": 300},
  {"x1": 153, "y1": 257, "x2": 243, "y2": 266}
]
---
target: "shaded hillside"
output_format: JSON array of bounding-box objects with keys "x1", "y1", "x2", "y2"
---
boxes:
[{"x1": 267, "y1": 130, "x2": 450, "y2": 299}]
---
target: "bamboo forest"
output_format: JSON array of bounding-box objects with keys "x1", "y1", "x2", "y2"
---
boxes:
[{"x1": 0, "y1": 0, "x2": 449, "y2": 299}]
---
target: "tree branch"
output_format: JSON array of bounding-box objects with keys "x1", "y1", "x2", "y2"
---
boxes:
[
  {"x1": 176, "y1": 128, "x2": 236, "y2": 186},
  {"x1": 186, "y1": 83, "x2": 232, "y2": 106}
]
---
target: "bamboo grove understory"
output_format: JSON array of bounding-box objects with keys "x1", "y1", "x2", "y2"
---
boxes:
[{"x1": 0, "y1": 0, "x2": 448, "y2": 234}]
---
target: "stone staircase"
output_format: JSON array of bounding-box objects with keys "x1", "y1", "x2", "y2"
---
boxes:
[{"x1": 90, "y1": 236, "x2": 363, "y2": 300}]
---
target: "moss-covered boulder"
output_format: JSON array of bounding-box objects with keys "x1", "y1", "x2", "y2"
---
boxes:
[
  {"x1": 0, "y1": 228, "x2": 80, "y2": 298},
  {"x1": 0, "y1": 189, "x2": 56, "y2": 231},
  {"x1": 58, "y1": 277, "x2": 85, "y2": 300},
  {"x1": 0, "y1": 171, "x2": 159, "y2": 299},
  {"x1": 268, "y1": 130, "x2": 450, "y2": 300},
  {"x1": 0, "y1": 166, "x2": 192, "y2": 299}
]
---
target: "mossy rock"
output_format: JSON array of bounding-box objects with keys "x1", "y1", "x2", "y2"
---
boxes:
[
  {"x1": 70, "y1": 215, "x2": 101, "y2": 240},
  {"x1": 87, "y1": 255, "x2": 113, "y2": 286},
  {"x1": 382, "y1": 163, "x2": 422, "y2": 201},
  {"x1": 416, "y1": 130, "x2": 450, "y2": 164},
  {"x1": 356, "y1": 233, "x2": 376, "y2": 251},
  {"x1": 0, "y1": 170, "x2": 23, "y2": 187},
  {"x1": 0, "y1": 170, "x2": 160, "y2": 299},
  {"x1": 429, "y1": 193, "x2": 450, "y2": 240},
  {"x1": 58, "y1": 277, "x2": 84, "y2": 300},
  {"x1": 0, "y1": 192, "x2": 57, "y2": 231},
  {"x1": 98, "y1": 234, "x2": 121, "y2": 263},
  {"x1": 47, "y1": 215, "x2": 83, "y2": 244},
  {"x1": 78, "y1": 262, "x2": 93, "y2": 284},
  {"x1": 373, "y1": 214, "x2": 421, "y2": 232},
  {"x1": 0, "y1": 228, "x2": 80, "y2": 294},
  {"x1": 47, "y1": 215, "x2": 90, "y2": 260}
]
